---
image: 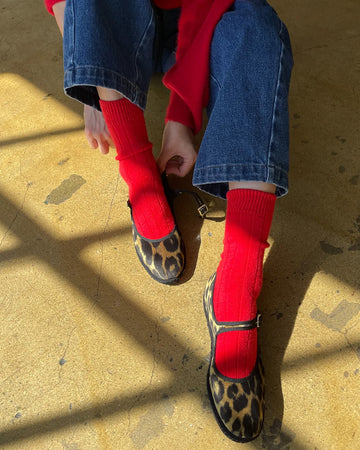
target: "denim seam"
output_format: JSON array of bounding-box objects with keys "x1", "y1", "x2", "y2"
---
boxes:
[
  {"x1": 135, "y1": 7, "x2": 155, "y2": 88},
  {"x1": 194, "y1": 162, "x2": 288, "y2": 173},
  {"x1": 209, "y1": 72, "x2": 221, "y2": 91},
  {"x1": 64, "y1": 65, "x2": 144, "y2": 93},
  {"x1": 193, "y1": 163, "x2": 288, "y2": 185},
  {"x1": 267, "y1": 20, "x2": 284, "y2": 184},
  {"x1": 67, "y1": 0, "x2": 75, "y2": 68},
  {"x1": 64, "y1": 65, "x2": 148, "y2": 108},
  {"x1": 193, "y1": 163, "x2": 288, "y2": 197}
]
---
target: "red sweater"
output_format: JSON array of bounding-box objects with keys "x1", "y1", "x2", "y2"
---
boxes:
[{"x1": 45, "y1": 0, "x2": 233, "y2": 134}]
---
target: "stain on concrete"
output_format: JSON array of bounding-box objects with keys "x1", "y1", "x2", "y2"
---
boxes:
[
  {"x1": 182, "y1": 353, "x2": 189, "y2": 366},
  {"x1": 130, "y1": 395, "x2": 175, "y2": 449},
  {"x1": 262, "y1": 418, "x2": 296, "y2": 449},
  {"x1": 310, "y1": 300, "x2": 360, "y2": 332},
  {"x1": 58, "y1": 158, "x2": 70, "y2": 166},
  {"x1": 338, "y1": 165, "x2": 346, "y2": 173},
  {"x1": 319, "y1": 241, "x2": 343, "y2": 255},
  {"x1": 335, "y1": 136, "x2": 346, "y2": 143},
  {"x1": 44, "y1": 175, "x2": 86, "y2": 205},
  {"x1": 348, "y1": 242, "x2": 360, "y2": 251}
]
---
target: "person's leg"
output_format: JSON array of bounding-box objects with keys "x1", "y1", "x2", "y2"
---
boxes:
[
  {"x1": 62, "y1": 0, "x2": 183, "y2": 282},
  {"x1": 197, "y1": 0, "x2": 293, "y2": 441},
  {"x1": 63, "y1": 0, "x2": 156, "y2": 110},
  {"x1": 96, "y1": 5, "x2": 181, "y2": 241}
]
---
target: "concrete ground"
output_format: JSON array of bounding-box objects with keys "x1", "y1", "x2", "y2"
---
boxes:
[{"x1": 1, "y1": 0, "x2": 359, "y2": 449}]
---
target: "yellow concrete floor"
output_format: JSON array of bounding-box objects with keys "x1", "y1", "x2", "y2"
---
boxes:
[{"x1": 1, "y1": 1, "x2": 359, "y2": 449}]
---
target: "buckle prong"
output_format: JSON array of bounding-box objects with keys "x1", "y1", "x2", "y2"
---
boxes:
[{"x1": 256, "y1": 314, "x2": 262, "y2": 328}]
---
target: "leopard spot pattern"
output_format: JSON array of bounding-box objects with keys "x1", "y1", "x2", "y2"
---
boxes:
[
  {"x1": 132, "y1": 224, "x2": 184, "y2": 283},
  {"x1": 203, "y1": 273, "x2": 265, "y2": 441}
]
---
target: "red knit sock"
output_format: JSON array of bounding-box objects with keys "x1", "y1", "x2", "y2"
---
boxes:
[
  {"x1": 213, "y1": 189, "x2": 276, "y2": 379},
  {"x1": 99, "y1": 98, "x2": 175, "y2": 239}
]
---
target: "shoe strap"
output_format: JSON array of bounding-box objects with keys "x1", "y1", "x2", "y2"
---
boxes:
[
  {"x1": 217, "y1": 313, "x2": 262, "y2": 333},
  {"x1": 161, "y1": 172, "x2": 209, "y2": 218}
]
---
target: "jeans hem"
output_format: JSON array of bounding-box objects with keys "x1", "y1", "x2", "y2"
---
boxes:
[
  {"x1": 192, "y1": 163, "x2": 288, "y2": 199},
  {"x1": 64, "y1": 66, "x2": 147, "y2": 111}
]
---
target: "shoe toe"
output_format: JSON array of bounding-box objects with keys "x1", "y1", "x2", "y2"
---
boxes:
[
  {"x1": 132, "y1": 224, "x2": 184, "y2": 284},
  {"x1": 207, "y1": 358, "x2": 265, "y2": 442}
]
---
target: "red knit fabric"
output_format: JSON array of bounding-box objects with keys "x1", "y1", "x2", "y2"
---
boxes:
[
  {"x1": 164, "y1": 0, "x2": 234, "y2": 133},
  {"x1": 213, "y1": 189, "x2": 276, "y2": 379},
  {"x1": 45, "y1": 0, "x2": 233, "y2": 134},
  {"x1": 99, "y1": 99, "x2": 175, "y2": 239}
]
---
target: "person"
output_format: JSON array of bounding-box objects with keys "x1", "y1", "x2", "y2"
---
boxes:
[{"x1": 45, "y1": 0, "x2": 293, "y2": 442}]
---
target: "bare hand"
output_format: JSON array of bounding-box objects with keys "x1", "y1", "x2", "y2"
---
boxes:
[
  {"x1": 84, "y1": 104, "x2": 114, "y2": 155},
  {"x1": 157, "y1": 121, "x2": 197, "y2": 177}
]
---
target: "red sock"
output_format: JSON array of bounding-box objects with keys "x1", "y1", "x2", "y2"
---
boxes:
[
  {"x1": 99, "y1": 98, "x2": 175, "y2": 239},
  {"x1": 213, "y1": 189, "x2": 276, "y2": 379}
]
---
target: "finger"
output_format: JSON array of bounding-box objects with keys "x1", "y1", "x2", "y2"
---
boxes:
[
  {"x1": 99, "y1": 138, "x2": 110, "y2": 155},
  {"x1": 169, "y1": 156, "x2": 196, "y2": 177},
  {"x1": 84, "y1": 128, "x2": 98, "y2": 149},
  {"x1": 178, "y1": 162, "x2": 192, "y2": 177},
  {"x1": 157, "y1": 152, "x2": 167, "y2": 173},
  {"x1": 164, "y1": 158, "x2": 182, "y2": 176},
  {"x1": 89, "y1": 137, "x2": 99, "y2": 149}
]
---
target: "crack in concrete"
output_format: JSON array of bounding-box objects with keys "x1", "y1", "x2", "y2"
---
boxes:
[
  {"x1": 129, "y1": 325, "x2": 175, "y2": 450},
  {"x1": 0, "y1": 182, "x2": 31, "y2": 249},
  {"x1": 126, "y1": 325, "x2": 160, "y2": 437},
  {"x1": 58, "y1": 326, "x2": 77, "y2": 380},
  {"x1": 343, "y1": 332, "x2": 360, "y2": 363},
  {"x1": 96, "y1": 174, "x2": 120, "y2": 298}
]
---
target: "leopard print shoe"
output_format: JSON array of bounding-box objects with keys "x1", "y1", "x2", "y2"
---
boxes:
[
  {"x1": 203, "y1": 273, "x2": 265, "y2": 443},
  {"x1": 129, "y1": 204, "x2": 185, "y2": 284}
]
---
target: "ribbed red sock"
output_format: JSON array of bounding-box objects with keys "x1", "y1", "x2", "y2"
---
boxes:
[
  {"x1": 213, "y1": 189, "x2": 276, "y2": 379},
  {"x1": 99, "y1": 98, "x2": 175, "y2": 239}
]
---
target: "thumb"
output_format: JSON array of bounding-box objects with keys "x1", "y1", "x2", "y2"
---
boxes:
[
  {"x1": 156, "y1": 151, "x2": 168, "y2": 174},
  {"x1": 175, "y1": 158, "x2": 193, "y2": 177},
  {"x1": 164, "y1": 156, "x2": 192, "y2": 178}
]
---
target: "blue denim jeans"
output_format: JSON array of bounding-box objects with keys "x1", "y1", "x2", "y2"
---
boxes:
[{"x1": 63, "y1": 0, "x2": 293, "y2": 197}]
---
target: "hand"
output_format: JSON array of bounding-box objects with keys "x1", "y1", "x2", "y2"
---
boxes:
[
  {"x1": 157, "y1": 121, "x2": 197, "y2": 177},
  {"x1": 53, "y1": 1, "x2": 66, "y2": 36},
  {"x1": 84, "y1": 104, "x2": 114, "y2": 155}
]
